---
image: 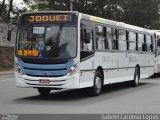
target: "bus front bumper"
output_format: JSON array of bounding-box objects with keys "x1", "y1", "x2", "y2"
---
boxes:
[{"x1": 15, "y1": 73, "x2": 80, "y2": 89}]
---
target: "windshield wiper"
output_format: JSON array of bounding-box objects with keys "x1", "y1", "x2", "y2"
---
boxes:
[{"x1": 57, "y1": 24, "x2": 64, "y2": 43}]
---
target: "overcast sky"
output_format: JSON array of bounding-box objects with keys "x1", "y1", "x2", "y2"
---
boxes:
[{"x1": 13, "y1": 0, "x2": 24, "y2": 5}]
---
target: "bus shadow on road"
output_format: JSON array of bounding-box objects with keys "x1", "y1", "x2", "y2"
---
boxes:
[
  {"x1": 13, "y1": 81, "x2": 158, "y2": 106},
  {"x1": 150, "y1": 73, "x2": 160, "y2": 78}
]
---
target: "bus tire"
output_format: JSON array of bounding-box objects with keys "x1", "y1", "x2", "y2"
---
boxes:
[
  {"x1": 130, "y1": 67, "x2": 140, "y2": 87},
  {"x1": 90, "y1": 70, "x2": 103, "y2": 96},
  {"x1": 37, "y1": 88, "x2": 51, "y2": 96}
]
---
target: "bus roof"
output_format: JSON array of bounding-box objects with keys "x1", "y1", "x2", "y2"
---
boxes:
[
  {"x1": 81, "y1": 13, "x2": 152, "y2": 34},
  {"x1": 21, "y1": 11, "x2": 79, "y2": 15},
  {"x1": 20, "y1": 11, "x2": 153, "y2": 34}
]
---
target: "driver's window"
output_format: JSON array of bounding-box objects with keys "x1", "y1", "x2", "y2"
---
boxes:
[{"x1": 81, "y1": 28, "x2": 93, "y2": 51}]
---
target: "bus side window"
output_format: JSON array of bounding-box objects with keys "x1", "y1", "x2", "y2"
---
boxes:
[
  {"x1": 138, "y1": 33, "x2": 144, "y2": 52},
  {"x1": 107, "y1": 27, "x2": 112, "y2": 50},
  {"x1": 142, "y1": 34, "x2": 147, "y2": 52},
  {"x1": 119, "y1": 30, "x2": 127, "y2": 51},
  {"x1": 129, "y1": 31, "x2": 136, "y2": 51},
  {"x1": 146, "y1": 35, "x2": 153, "y2": 52},
  {"x1": 112, "y1": 28, "x2": 118, "y2": 50},
  {"x1": 96, "y1": 25, "x2": 106, "y2": 50}
]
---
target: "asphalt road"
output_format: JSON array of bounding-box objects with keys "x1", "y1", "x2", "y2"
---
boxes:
[{"x1": 0, "y1": 74, "x2": 160, "y2": 114}]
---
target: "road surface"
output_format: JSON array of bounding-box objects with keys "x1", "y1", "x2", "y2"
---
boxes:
[{"x1": 0, "y1": 74, "x2": 160, "y2": 114}]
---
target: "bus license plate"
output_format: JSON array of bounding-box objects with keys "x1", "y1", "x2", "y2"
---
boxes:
[{"x1": 39, "y1": 79, "x2": 50, "y2": 84}]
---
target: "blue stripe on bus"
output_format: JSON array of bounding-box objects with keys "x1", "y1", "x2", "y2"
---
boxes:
[{"x1": 17, "y1": 58, "x2": 73, "y2": 77}]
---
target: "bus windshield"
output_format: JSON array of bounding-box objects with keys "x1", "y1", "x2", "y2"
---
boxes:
[{"x1": 17, "y1": 25, "x2": 77, "y2": 59}]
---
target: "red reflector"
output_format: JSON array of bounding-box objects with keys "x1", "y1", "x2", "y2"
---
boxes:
[{"x1": 39, "y1": 80, "x2": 50, "y2": 84}]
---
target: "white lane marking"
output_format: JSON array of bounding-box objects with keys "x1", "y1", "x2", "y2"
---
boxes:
[{"x1": 0, "y1": 78, "x2": 13, "y2": 82}]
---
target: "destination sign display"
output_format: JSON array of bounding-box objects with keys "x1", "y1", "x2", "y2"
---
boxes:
[
  {"x1": 21, "y1": 14, "x2": 76, "y2": 24},
  {"x1": 18, "y1": 50, "x2": 39, "y2": 57}
]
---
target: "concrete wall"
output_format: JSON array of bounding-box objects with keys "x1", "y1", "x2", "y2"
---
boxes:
[
  {"x1": 0, "y1": 46, "x2": 14, "y2": 70},
  {"x1": 0, "y1": 23, "x2": 15, "y2": 70},
  {"x1": 0, "y1": 23, "x2": 16, "y2": 47}
]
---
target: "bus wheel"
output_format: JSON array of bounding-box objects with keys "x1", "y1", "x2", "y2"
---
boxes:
[
  {"x1": 90, "y1": 71, "x2": 103, "y2": 96},
  {"x1": 130, "y1": 67, "x2": 140, "y2": 87},
  {"x1": 37, "y1": 88, "x2": 51, "y2": 96}
]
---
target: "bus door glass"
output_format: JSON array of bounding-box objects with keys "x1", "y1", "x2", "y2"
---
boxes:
[{"x1": 80, "y1": 25, "x2": 94, "y2": 61}]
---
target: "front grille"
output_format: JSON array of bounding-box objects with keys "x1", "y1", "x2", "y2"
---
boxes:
[
  {"x1": 26, "y1": 83, "x2": 64, "y2": 86},
  {"x1": 24, "y1": 79, "x2": 66, "y2": 82},
  {"x1": 25, "y1": 74, "x2": 65, "y2": 77},
  {"x1": 21, "y1": 58, "x2": 69, "y2": 64},
  {"x1": 23, "y1": 67, "x2": 67, "y2": 71}
]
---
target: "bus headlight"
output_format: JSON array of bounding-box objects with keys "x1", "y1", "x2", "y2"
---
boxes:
[
  {"x1": 69, "y1": 65, "x2": 77, "y2": 75},
  {"x1": 15, "y1": 63, "x2": 23, "y2": 75}
]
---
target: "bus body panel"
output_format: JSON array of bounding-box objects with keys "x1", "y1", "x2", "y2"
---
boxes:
[
  {"x1": 15, "y1": 72, "x2": 80, "y2": 89},
  {"x1": 14, "y1": 11, "x2": 156, "y2": 93},
  {"x1": 154, "y1": 31, "x2": 160, "y2": 73},
  {"x1": 80, "y1": 51, "x2": 155, "y2": 86}
]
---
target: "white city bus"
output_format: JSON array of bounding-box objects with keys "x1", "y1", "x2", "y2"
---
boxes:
[
  {"x1": 9, "y1": 11, "x2": 155, "y2": 96},
  {"x1": 153, "y1": 31, "x2": 160, "y2": 73}
]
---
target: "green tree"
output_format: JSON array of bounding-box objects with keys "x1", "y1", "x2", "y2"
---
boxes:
[
  {"x1": 0, "y1": 0, "x2": 27, "y2": 23},
  {"x1": 150, "y1": 20, "x2": 160, "y2": 29},
  {"x1": 7, "y1": 0, "x2": 13, "y2": 22},
  {"x1": 23, "y1": 0, "x2": 160, "y2": 28},
  {"x1": 0, "y1": 0, "x2": 8, "y2": 22},
  {"x1": 123, "y1": 0, "x2": 159, "y2": 27},
  {"x1": 0, "y1": 0, "x2": 6, "y2": 16}
]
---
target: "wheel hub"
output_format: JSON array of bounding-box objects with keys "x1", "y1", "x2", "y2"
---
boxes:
[
  {"x1": 95, "y1": 77, "x2": 102, "y2": 91},
  {"x1": 135, "y1": 72, "x2": 139, "y2": 84}
]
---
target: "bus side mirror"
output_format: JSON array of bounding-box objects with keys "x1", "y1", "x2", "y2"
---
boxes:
[{"x1": 7, "y1": 30, "x2": 12, "y2": 41}]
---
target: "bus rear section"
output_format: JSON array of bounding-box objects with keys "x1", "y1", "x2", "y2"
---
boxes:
[{"x1": 154, "y1": 31, "x2": 160, "y2": 73}]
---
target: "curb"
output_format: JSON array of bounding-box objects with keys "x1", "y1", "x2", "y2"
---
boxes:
[{"x1": 0, "y1": 71, "x2": 14, "y2": 75}]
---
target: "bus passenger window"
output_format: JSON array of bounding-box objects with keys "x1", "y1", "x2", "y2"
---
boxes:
[
  {"x1": 146, "y1": 35, "x2": 152, "y2": 52},
  {"x1": 138, "y1": 33, "x2": 144, "y2": 51},
  {"x1": 96, "y1": 37, "x2": 105, "y2": 50},
  {"x1": 119, "y1": 30, "x2": 127, "y2": 51},
  {"x1": 96, "y1": 25, "x2": 107, "y2": 50},
  {"x1": 142, "y1": 35, "x2": 147, "y2": 52},
  {"x1": 150, "y1": 36, "x2": 153, "y2": 52},
  {"x1": 107, "y1": 27, "x2": 112, "y2": 50},
  {"x1": 129, "y1": 32, "x2": 136, "y2": 51},
  {"x1": 112, "y1": 28, "x2": 118, "y2": 50}
]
